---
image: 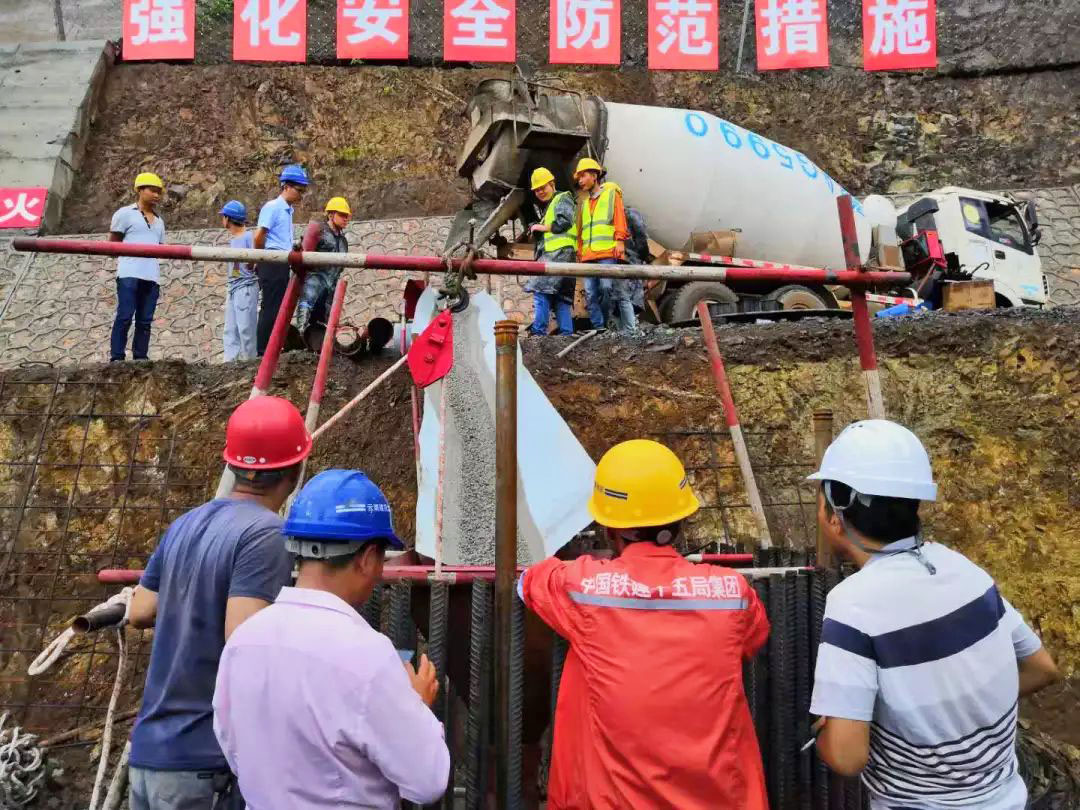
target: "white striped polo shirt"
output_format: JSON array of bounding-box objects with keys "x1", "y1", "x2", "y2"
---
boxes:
[{"x1": 810, "y1": 539, "x2": 1042, "y2": 809}]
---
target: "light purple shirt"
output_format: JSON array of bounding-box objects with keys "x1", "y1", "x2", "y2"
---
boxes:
[{"x1": 213, "y1": 587, "x2": 449, "y2": 809}]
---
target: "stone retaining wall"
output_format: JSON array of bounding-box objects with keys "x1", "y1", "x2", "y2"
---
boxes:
[{"x1": 1, "y1": 185, "x2": 1077, "y2": 368}]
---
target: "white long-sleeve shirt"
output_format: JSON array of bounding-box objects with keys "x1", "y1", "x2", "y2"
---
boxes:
[{"x1": 213, "y1": 587, "x2": 449, "y2": 809}]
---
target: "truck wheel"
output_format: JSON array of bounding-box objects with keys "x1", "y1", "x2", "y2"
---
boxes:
[
  {"x1": 765, "y1": 285, "x2": 838, "y2": 310},
  {"x1": 667, "y1": 282, "x2": 739, "y2": 323},
  {"x1": 658, "y1": 291, "x2": 679, "y2": 322}
]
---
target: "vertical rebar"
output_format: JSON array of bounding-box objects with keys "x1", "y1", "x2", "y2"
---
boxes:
[
  {"x1": 362, "y1": 584, "x2": 383, "y2": 630},
  {"x1": 465, "y1": 580, "x2": 493, "y2": 810},
  {"x1": 813, "y1": 410, "x2": 834, "y2": 569},
  {"x1": 493, "y1": 320, "x2": 519, "y2": 809},
  {"x1": 428, "y1": 581, "x2": 450, "y2": 721},
  {"x1": 767, "y1": 573, "x2": 786, "y2": 809},
  {"x1": 810, "y1": 570, "x2": 830, "y2": 810},
  {"x1": 795, "y1": 573, "x2": 812, "y2": 810},
  {"x1": 507, "y1": 595, "x2": 525, "y2": 809},
  {"x1": 752, "y1": 579, "x2": 770, "y2": 769},
  {"x1": 387, "y1": 582, "x2": 415, "y2": 651}
]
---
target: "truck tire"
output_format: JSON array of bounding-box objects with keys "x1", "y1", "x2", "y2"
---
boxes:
[
  {"x1": 667, "y1": 282, "x2": 739, "y2": 323},
  {"x1": 765, "y1": 285, "x2": 838, "y2": 310}
]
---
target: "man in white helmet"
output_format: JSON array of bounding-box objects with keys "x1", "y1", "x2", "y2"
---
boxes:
[{"x1": 807, "y1": 420, "x2": 1060, "y2": 809}]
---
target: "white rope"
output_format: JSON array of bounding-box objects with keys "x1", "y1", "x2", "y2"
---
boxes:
[
  {"x1": 87, "y1": 626, "x2": 128, "y2": 810},
  {"x1": 27, "y1": 588, "x2": 133, "y2": 677},
  {"x1": 0, "y1": 713, "x2": 45, "y2": 807}
]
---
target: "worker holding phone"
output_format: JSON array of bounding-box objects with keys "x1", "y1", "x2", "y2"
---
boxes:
[{"x1": 213, "y1": 469, "x2": 449, "y2": 809}]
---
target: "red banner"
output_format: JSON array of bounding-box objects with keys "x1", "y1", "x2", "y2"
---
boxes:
[
  {"x1": 444, "y1": 0, "x2": 516, "y2": 61},
  {"x1": 755, "y1": 0, "x2": 828, "y2": 70},
  {"x1": 863, "y1": 0, "x2": 936, "y2": 70},
  {"x1": 337, "y1": 0, "x2": 408, "y2": 59},
  {"x1": 122, "y1": 0, "x2": 195, "y2": 60},
  {"x1": 234, "y1": 0, "x2": 307, "y2": 62},
  {"x1": 0, "y1": 188, "x2": 47, "y2": 229},
  {"x1": 550, "y1": 0, "x2": 620, "y2": 65},
  {"x1": 648, "y1": 0, "x2": 717, "y2": 70}
]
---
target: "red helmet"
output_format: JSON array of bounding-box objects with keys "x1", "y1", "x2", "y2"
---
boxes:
[{"x1": 224, "y1": 396, "x2": 312, "y2": 470}]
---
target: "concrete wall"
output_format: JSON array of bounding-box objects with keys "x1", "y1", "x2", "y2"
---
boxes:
[{"x1": 1, "y1": 185, "x2": 1077, "y2": 368}]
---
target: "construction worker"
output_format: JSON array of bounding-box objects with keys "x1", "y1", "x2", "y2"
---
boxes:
[
  {"x1": 808, "y1": 420, "x2": 1060, "y2": 807},
  {"x1": 519, "y1": 440, "x2": 770, "y2": 809},
  {"x1": 253, "y1": 164, "x2": 309, "y2": 356},
  {"x1": 296, "y1": 196, "x2": 350, "y2": 338},
  {"x1": 126, "y1": 396, "x2": 312, "y2": 810},
  {"x1": 610, "y1": 204, "x2": 649, "y2": 331},
  {"x1": 213, "y1": 469, "x2": 450, "y2": 808},
  {"x1": 219, "y1": 200, "x2": 257, "y2": 362},
  {"x1": 574, "y1": 157, "x2": 632, "y2": 332},
  {"x1": 525, "y1": 167, "x2": 576, "y2": 336},
  {"x1": 109, "y1": 172, "x2": 166, "y2": 362}
]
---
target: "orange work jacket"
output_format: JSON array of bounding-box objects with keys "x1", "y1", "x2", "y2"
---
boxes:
[{"x1": 521, "y1": 542, "x2": 770, "y2": 810}]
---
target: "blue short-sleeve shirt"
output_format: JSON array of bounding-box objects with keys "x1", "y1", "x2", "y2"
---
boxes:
[
  {"x1": 255, "y1": 196, "x2": 295, "y2": 251},
  {"x1": 131, "y1": 498, "x2": 292, "y2": 771},
  {"x1": 110, "y1": 205, "x2": 165, "y2": 282}
]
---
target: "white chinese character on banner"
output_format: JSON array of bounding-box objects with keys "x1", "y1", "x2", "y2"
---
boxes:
[
  {"x1": 609, "y1": 572, "x2": 632, "y2": 597},
  {"x1": 655, "y1": 0, "x2": 713, "y2": 55},
  {"x1": 723, "y1": 575, "x2": 741, "y2": 598},
  {"x1": 343, "y1": 0, "x2": 402, "y2": 43},
  {"x1": 0, "y1": 192, "x2": 43, "y2": 226},
  {"x1": 760, "y1": 0, "x2": 821, "y2": 55},
  {"x1": 240, "y1": 0, "x2": 301, "y2": 47},
  {"x1": 671, "y1": 577, "x2": 691, "y2": 597},
  {"x1": 690, "y1": 576, "x2": 711, "y2": 597},
  {"x1": 868, "y1": 0, "x2": 931, "y2": 55},
  {"x1": 129, "y1": 0, "x2": 188, "y2": 44},
  {"x1": 450, "y1": 0, "x2": 510, "y2": 47},
  {"x1": 594, "y1": 572, "x2": 612, "y2": 596},
  {"x1": 556, "y1": 0, "x2": 613, "y2": 49},
  {"x1": 632, "y1": 580, "x2": 652, "y2": 598}
]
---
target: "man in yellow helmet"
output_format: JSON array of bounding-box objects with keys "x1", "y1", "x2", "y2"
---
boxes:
[
  {"x1": 525, "y1": 167, "x2": 577, "y2": 336},
  {"x1": 519, "y1": 439, "x2": 770, "y2": 810},
  {"x1": 297, "y1": 197, "x2": 351, "y2": 339},
  {"x1": 573, "y1": 157, "x2": 633, "y2": 332},
  {"x1": 108, "y1": 172, "x2": 166, "y2": 362}
]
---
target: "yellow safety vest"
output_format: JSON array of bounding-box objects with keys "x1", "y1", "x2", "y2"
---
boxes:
[
  {"x1": 542, "y1": 191, "x2": 577, "y2": 253},
  {"x1": 579, "y1": 185, "x2": 617, "y2": 254}
]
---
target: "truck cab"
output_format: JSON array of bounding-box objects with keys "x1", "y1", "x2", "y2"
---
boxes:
[{"x1": 897, "y1": 187, "x2": 1047, "y2": 307}]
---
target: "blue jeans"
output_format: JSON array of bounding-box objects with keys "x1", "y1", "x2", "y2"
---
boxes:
[
  {"x1": 111, "y1": 277, "x2": 160, "y2": 361},
  {"x1": 530, "y1": 293, "x2": 573, "y2": 336},
  {"x1": 129, "y1": 766, "x2": 243, "y2": 810},
  {"x1": 585, "y1": 259, "x2": 620, "y2": 329}
]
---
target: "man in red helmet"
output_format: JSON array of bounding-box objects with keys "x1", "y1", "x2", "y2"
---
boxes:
[{"x1": 125, "y1": 396, "x2": 312, "y2": 810}]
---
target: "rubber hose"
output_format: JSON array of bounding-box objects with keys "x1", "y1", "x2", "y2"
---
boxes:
[
  {"x1": 465, "y1": 580, "x2": 492, "y2": 810},
  {"x1": 388, "y1": 582, "x2": 415, "y2": 651},
  {"x1": 507, "y1": 596, "x2": 525, "y2": 810},
  {"x1": 768, "y1": 573, "x2": 787, "y2": 810},
  {"x1": 795, "y1": 573, "x2": 812, "y2": 810},
  {"x1": 428, "y1": 582, "x2": 450, "y2": 721}
]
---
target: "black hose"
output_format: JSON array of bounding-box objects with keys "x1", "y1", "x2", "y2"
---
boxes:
[
  {"x1": 72, "y1": 603, "x2": 126, "y2": 633},
  {"x1": 465, "y1": 580, "x2": 492, "y2": 810}
]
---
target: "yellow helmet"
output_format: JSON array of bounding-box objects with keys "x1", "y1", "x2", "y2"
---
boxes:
[
  {"x1": 588, "y1": 440, "x2": 700, "y2": 529},
  {"x1": 325, "y1": 196, "x2": 352, "y2": 216},
  {"x1": 574, "y1": 157, "x2": 604, "y2": 176},
  {"x1": 530, "y1": 167, "x2": 555, "y2": 190},
  {"x1": 134, "y1": 172, "x2": 164, "y2": 190}
]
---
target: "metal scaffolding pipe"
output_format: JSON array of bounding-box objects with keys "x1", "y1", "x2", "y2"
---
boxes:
[
  {"x1": 493, "y1": 319, "x2": 519, "y2": 809},
  {"x1": 11, "y1": 238, "x2": 911, "y2": 288}
]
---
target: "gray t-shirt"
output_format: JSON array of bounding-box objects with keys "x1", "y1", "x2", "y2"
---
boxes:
[{"x1": 110, "y1": 205, "x2": 165, "y2": 282}]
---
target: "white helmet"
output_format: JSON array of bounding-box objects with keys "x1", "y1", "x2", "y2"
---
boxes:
[{"x1": 807, "y1": 419, "x2": 937, "y2": 502}]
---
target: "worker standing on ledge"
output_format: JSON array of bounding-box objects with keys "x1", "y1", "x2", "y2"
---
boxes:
[
  {"x1": 219, "y1": 200, "x2": 257, "y2": 362},
  {"x1": 108, "y1": 172, "x2": 165, "y2": 362},
  {"x1": 574, "y1": 157, "x2": 630, "y2": 332},
  {"x1": 519, "y1": 439, "x2": 770, "y2": 809},
  {"x1": 213, "y1": 469, "x2": 450, "y2": 809},
  {"x1": 808, "y1": 420, "x2": 1060, "y2": 809},
  {"x1": 253, "y1": 164, "x2": 308, "y2": 356},
  {"x1": 125, "y1": 396, "x2": 311, "y2": 810},
  {"x1": 525, "y1": 167, "x2": 576, "y2": 336},
  {"x1": 296, "y1": 196, "x2": 350, "y2": 341}
]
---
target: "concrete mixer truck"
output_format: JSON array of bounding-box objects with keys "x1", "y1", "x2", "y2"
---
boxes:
[{"x1": 446, "y1": 78, "x2": 1047, "y2": 321}]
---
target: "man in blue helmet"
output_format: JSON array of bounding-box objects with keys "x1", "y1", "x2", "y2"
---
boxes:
[
  {"x1": 213, "y1": 469, "x2": 450, "y2": 809},
  {"x1": 253, "y1": 164, "x2": 308, "y2": 356},
  {"x1": 219, "y1": 200, "x2": 257, "y2": 361}
]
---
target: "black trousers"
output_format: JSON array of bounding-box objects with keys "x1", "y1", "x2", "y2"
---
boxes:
[{"x1": 255, "y1": 262, "x2": 290, "y2": 356}]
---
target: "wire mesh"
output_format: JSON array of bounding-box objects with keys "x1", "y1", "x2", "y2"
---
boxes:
[{"x1": 0, "y1": 368, "x2": 216, "y2": 737}]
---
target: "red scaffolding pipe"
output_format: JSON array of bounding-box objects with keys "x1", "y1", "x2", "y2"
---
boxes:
[{"x1": 11, "y1": 238, "x2": 910, "y2": 288}]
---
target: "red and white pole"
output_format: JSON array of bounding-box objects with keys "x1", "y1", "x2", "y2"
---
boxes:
[
  {"x1": 837, "y1": 196, "x2": 886, "y2": 419},
  {"x1": 696, "y1": 301, "x2": 773, "y2": 550}
]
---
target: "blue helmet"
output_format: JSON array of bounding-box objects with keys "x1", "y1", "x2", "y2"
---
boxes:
[
  {"x1": 279, "y1": 164, "x2": 309, "y2": 187},
  {"x1": 219, "y1": 200, "x2": 247, "y2": 221},
  {"x1": 284, "y1": 469, "x2": 404, "y2": 558}
]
